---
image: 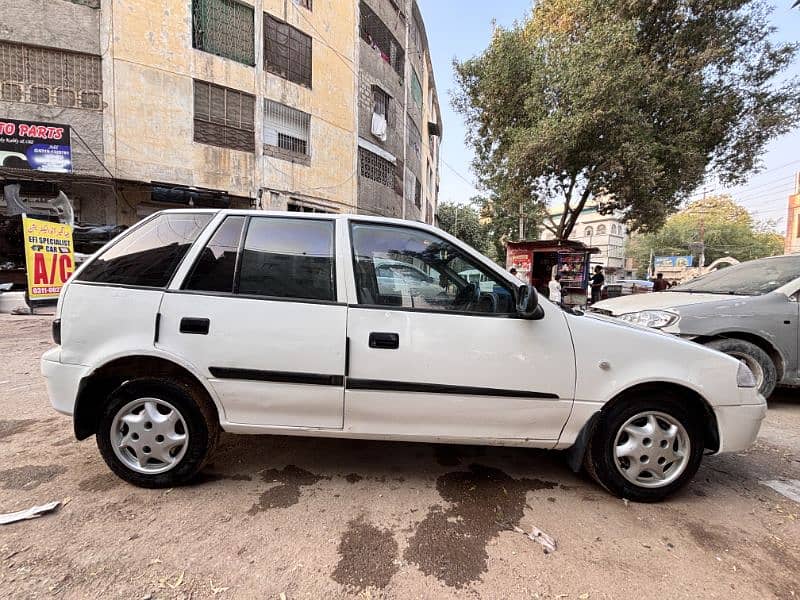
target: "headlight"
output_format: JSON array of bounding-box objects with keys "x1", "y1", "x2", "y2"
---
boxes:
[
  {"x1": 618, "y1": 310, "x2": 678, "y2": 329},
  {"x1": 737, "y1": 362, "x2": 757, "y2": 388}
]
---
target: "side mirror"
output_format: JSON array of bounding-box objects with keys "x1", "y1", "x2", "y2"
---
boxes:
[{"x1": 517, "y1": 284, "x2": 545, "y2": 320}]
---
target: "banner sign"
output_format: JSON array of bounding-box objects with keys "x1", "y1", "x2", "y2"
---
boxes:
[
  {"x1": 654, "y1": 255, "x2": 693, "y2": 268},
  {"x1": 0, "y1": 119, "x2": 72, "y2": 173},
  {"x1": 22, "y1": 216, "x2": 74, "y2": 301}
]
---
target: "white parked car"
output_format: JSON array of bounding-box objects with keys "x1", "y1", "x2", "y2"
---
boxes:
[{"x1": 42, "y1": 211, "x2": 766, "y2": 501}]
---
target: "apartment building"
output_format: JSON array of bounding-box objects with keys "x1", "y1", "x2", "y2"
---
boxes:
[{"x1": 0, "y1": 0, "x2": 441, "y2": 226}]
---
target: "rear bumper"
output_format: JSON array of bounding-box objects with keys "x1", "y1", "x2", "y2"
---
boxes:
[
  {"x1": 41, "y1": 347, "x2": 87, "y2": 416},
  {"x1": 713, "y1": 400, "x2": 767, "y2": 453}
]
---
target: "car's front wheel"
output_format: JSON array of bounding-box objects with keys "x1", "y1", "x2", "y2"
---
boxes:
[
  {"x1": 704, "y1": 338, "x2": 776, "y2": 399},
  {"x1": 584, "y1": 394, "x2": 704, "y2": 502},
  {"x1": 96, "y1": 378, "x2": 218, "y2": 488}
]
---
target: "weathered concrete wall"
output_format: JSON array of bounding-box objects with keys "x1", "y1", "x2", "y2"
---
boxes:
[{"x1": 0, "y1": 0, "x2": 100, "y2": 55}]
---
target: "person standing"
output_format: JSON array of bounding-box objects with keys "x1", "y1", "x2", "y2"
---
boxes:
[
  {"x1": 590, "y1": 265, "x2": 605, "y2": 304},
  {"x1": 653, "y1": 273, "x2": 669, "y2": 292},
  {"x1": 548, "y1": 274, "x2": 562, "y2": 304}
]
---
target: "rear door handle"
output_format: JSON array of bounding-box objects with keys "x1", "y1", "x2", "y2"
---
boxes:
[
  {"x1": 180, "y1": 317, "x2": 210, "y2": 335},
  {"x1": 369, "y1": 332, "x2": 399, "y2": 349}
]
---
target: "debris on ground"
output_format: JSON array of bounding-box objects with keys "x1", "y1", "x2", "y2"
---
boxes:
[
  {"x1": 0, "y1": 500, "x2": 60, "y2": 525},
  {"x1": 510, "y1": 524, "x2": 558, "y2": 554}
]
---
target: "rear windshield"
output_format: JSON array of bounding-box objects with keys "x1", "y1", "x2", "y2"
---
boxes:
[
  {"x1": 77, "y1": 213, "x2": 212, "y2": 288},
  {"x1": 671, "y1": 256, "x2": 800, "y2": 296}
]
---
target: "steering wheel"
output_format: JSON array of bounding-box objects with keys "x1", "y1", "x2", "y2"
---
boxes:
[{"x1": 453, "y1": 282, "x2": 481, "y2": 310}]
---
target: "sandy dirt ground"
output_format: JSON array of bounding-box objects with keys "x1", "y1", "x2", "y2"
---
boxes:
[{"x1": 0, "y1": 314, "x2": 798, "y2": 599}]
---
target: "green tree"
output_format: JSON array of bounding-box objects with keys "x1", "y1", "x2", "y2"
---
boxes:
[
  {"x1": 453, "y1": 0, "x2": 800, "y2": 241},
  {"x1": 627, "y1": 196, "x2": 785, "y2": 275},
  {"x1": 436, "y1": 201, "x2": 491, "y2": 255}
]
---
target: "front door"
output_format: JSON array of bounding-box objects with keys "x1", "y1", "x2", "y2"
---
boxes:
[
  {"x1": 158, "y1": 215, "x2": 346, "y2": 429},
  {"x1": 344, "y1": 221, "x2": 575, "y2": 442}
]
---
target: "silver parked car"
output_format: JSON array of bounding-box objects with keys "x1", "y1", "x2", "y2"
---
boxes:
[{"x1": 591, "y1": 255, "x2": 800, "y2": 398}]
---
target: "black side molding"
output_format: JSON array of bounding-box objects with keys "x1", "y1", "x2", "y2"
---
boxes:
[
  {"x1": 210, "y1": 367, "x2": 344, "y2": 387},
  {"x1": 346, "y1": 379, "x2": 559, "y2": 399}
]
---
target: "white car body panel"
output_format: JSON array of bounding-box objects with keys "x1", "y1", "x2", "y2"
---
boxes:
[{"x1": 41, "y1": 210, "x2": 766, "y2": 459}]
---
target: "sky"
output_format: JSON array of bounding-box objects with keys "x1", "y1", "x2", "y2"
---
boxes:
[{"x1": 417, "y1": 0, "x2": 800, "y2": 234}]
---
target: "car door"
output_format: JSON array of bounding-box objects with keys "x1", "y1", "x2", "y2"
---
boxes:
[
  {"x1": 157, "y1": 214, "x2": 347, "y2": 429},
  {"x1": 344, "y1": 220, "x2": 576, "y2": 442}
]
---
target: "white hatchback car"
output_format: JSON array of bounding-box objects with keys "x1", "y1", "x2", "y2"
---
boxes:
[{"x1": 42, "y1": 210, "x2": 766, "y2": 501}]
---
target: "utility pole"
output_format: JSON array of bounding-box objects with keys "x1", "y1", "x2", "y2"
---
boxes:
[
  {"x1": 699, "y1": 186, "x2": 708, "y2": 267},
  {"x1": 518, "y1": 201, "x2": 524, "y2": 240}
]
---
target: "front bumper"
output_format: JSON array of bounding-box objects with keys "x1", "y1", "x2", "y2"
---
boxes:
[
  {"x1": 41, "y1": 347, "x2": 88, "y2": 416},
  {"x1": 713, "y1": 400, "x2": 767, "y2": 453}
]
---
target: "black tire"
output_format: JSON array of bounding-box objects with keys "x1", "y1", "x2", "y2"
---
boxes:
[
  {"x1": 704, "y1": 338, "x2": 777, "y2": 399},
  {"x1": 96, "y1": 378, "x2": 219, "y2": 488},
  {"x1": 584, "y1": 394, "x2": 704, "y2": 502}
]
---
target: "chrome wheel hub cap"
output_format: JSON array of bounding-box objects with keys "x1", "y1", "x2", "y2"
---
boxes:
[
  {"x1": 613, "y1": 411, "x2": 690, "y2": 488},
  {"x1": 111, "y1": 398, "x2": 188, "y2": 475}
]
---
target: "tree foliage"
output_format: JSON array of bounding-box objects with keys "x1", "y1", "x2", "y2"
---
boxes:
[
  {"x1": 626, "y1": 195, "x2": 785, "y2": 274},
  {"x1": 436, "y1": 201, "x2": 492, "y2": 256},
  {"x1": 453, "y1": 0, "x2": 800, "y2": 241}
]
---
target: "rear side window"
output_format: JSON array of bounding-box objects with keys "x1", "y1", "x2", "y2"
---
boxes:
[
  {"x1": 184, "y1": 216, "x2": 246, "y2": 293},
  {"x1": 77, "y1": 214, "x2": 212, "y2": 288},
  {"x1": 238, "y1": 217, "x2": 335, "y2": 301}
]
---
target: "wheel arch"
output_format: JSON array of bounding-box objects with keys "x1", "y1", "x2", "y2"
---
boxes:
[
  {"x1": 567, "y1": 381, "x2": 719, "y2": 473},
  {"x1": 73, "y1": 355, "x2": 221, "y2": 440},
  {"x1": 693, "y1": 332, "x2": 785, "y2": 381}
]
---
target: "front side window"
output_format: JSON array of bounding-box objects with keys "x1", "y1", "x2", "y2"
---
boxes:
[
  {"x1": 184, "y1": 216, "x2": 245, "y2": 293},
  {"x1": 239, "y1": 218, "x2": 335, "y2": 301},
  {"x1": 351, "y1": 223, "x2": 515, "y2": 314},
  {"x1": 78, "y1": 214, "x2": 212, "y2": 288}
]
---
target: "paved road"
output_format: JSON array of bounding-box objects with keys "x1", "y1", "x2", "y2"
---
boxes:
[{"x1": 0, "y1": 315, "x2": 798, "y2": 599}]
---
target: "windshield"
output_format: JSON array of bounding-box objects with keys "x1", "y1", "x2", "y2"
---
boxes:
[{"x1": 671, "y1": 256, "x2": 800, "y2": 296}]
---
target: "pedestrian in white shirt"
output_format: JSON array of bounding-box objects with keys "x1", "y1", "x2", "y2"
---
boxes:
[{"x1": 548, "y1": 274, "x2": 562, "y2": 304}]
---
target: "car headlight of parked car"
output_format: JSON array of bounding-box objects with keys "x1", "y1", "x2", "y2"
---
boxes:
[
  {"x1": 618, "y1": 310, "x2": 679, "y2": 329},
  {"x1": 737, "y1": 362, "x2": 757, "y2": 388}
]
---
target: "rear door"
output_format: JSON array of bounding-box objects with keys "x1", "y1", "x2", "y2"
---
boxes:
[
  {"x1": 158, "y1": 214, "x2": 347, "y2": 429},
  {"x1": 343, "y1": 220, "x2": 576, "y2": 442}
]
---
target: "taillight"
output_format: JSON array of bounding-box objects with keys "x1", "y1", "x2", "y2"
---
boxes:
[{"x1": 52, "y1": 319, "x2": 61, "y2": 345}]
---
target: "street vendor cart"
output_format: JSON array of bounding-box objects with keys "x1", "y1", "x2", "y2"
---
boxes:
[{"x1": 506, "y1": 240, "x2": 600, "y2": 307}]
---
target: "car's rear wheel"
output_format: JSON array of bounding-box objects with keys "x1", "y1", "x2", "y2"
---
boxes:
[
  {"x1": 584, "y1": 394, "x2": 704, "y2": 502},
  {"x1": 96, "y1": 378, "x2": 218, "y2": 488},
  {"x1": 704, "y1": 338, "x2": 776, "y2": 399}
]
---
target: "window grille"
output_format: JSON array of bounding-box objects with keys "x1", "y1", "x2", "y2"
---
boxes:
[
  {"x1": 359, "y1": 2, "x2": 405, "y2": 78},
  {"x1": 194, "y1": 80, "x2": 255, "y2": 152},
  {"x1": 264, "y1": 99, "x2": 311, "y2": 156},
  {"x1": 265, "y1": 14, "x2": 312, "y2": 88},
  {"x1": 373, "y1": 86, "x2": 390, "y2": 121},
  {"x1": 291, "y1": 0, "x2": 312, "y2": 9},
  {"x1": 596, "y1": 224, "x2": 607, "y2": 235},
  {"x1": 407, "y1": 115, "x2": 421, "y2": 159},
  {"x1": 0, "y1": 41, "x2": 102, "y2": 109},
  {"x1": 411, "y1": 68, "x2": 423, "y2": 107},
  {"x1": 359, "y1": 147, "x2": 394, "y2": 188},
  {"x1": 192, "y1": 0, "x2": 255, "y2": 66}
]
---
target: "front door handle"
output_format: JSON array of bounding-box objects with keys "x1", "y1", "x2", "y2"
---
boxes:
[
  {"x1": 369, "y1": 332, "x2": 399, "y2": 349},
  {"x1": 180, "y1": 317, "x2": 210, "y2": 335}
]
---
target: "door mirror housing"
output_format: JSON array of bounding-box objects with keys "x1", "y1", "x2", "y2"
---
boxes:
[{"x1": 517, "y1": 285, "x2": 545, "y2": 320}]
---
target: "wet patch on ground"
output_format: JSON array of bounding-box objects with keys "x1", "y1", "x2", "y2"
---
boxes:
[
  {"x1": 78, "y1": 473, "x2": 122, "y2": 492},
  {"x1": 247, "y1": 465, "x2": 328, "y2": 514},
  {"x1": 404, "y1": 463, "x2": 557, "y2": 588},
  {"x1": 332, "y1": 516, "x2": 399, "y2": 591},
  {"x1": 0, "y1": 419, "x2": 37, "y2": 442},
  {"x1": 0, "y1": 464, "x2": 67, "y2": 490},
  {"x1": 344, "y1": 473, "x2": 363, "y2": 484}
]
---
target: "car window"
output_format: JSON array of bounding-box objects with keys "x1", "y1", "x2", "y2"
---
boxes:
[
  {"x1": 238, "y1": 217, "x2": 336, "y2": 302},
  {"x1": 350, "y1": 222, "x2": 515, "y2": 314},
  {"x1": 671, "y1": 256, "x2": 800, "y2": 296},
  {"x1": 77, "y1": 213, "x2": 212, "y2": 288},
  {"x1": 183, "y1": 216, "x2": 245, "y2": 293}
]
